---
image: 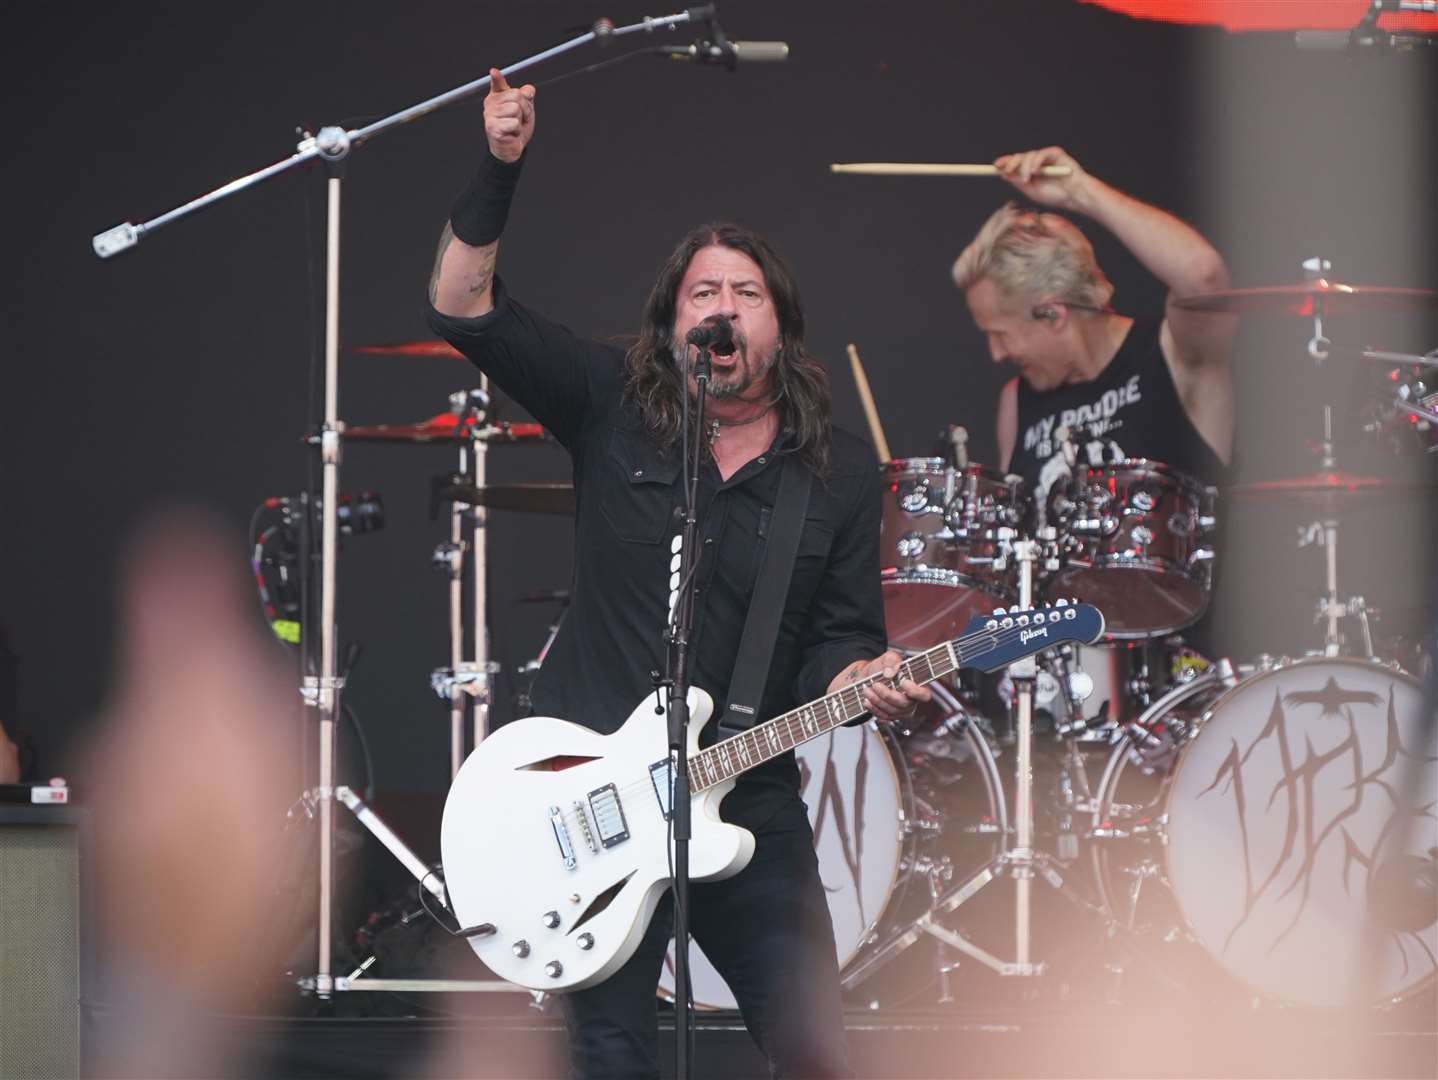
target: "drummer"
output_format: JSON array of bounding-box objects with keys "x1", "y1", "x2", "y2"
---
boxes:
[{"x1": 952, "y1": 146, "x2": 1235, "y2": 496}]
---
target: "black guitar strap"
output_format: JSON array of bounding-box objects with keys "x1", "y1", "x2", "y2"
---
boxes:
[{"x1": 719, "y1": 452, "x2": 813, "y2": 740}]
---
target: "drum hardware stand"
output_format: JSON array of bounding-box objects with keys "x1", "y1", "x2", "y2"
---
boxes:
[
  {"x1": 429, "y1": 381, "x2": 501, "y2": 780},
  {"x1": 90, "y1": 9, "x2": 711, "y2": 1001},
  {"x1": 1294, "y1": 404, "x2": 1382, "y2": 658},
  {"x1": 885, "y1": 530, "x2": 1105, "y2": 979},
  {"x1": 1303, "y1": 256, "x2": 1334, "y2": 362}
]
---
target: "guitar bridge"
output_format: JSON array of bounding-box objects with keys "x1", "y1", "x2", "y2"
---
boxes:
[{"x1": 549, "y1": 805, "x2": 577, "y2": 870}]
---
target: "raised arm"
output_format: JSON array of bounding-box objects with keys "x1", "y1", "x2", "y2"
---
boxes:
[
  {"x1": 429, "y1": 69, "x2": 536, "y2": 318},
  {"x1": 994, "y1": 147, "x2": 1234, "y2": 372}
]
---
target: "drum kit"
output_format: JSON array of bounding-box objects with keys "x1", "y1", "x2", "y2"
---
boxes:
[
  {"x1": 276, "y1": 262, "x2": 1435, "y2": 1010},
  {"x1": 662, "y1": 263, "x2": 1437, "y2": 1013}
]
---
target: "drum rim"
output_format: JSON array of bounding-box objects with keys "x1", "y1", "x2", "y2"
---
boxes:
[
  {"x1": 1117, "y1": 654, "x2": 1435, "y2": 1009},
  {"x1": 1070, "y1": 457, "x2": 1217, "y2": 496},
  {"x1": 882, "y1": 564, "x2": 1015, "y2": 594},
  {"x1": 883, "y1": 457, "x2": 1023, "y2": 487},
  {"x1": 1044, "y1": 559, "x2": 1211, "y2": 639}
]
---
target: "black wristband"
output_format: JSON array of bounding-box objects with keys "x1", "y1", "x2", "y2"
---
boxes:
[{"x1": 449, "y1": 149, "x2": 525, "y2": 247}]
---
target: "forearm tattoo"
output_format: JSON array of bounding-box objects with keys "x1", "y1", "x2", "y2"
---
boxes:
[{"x1": 428, "y1": 222, "x2": 498, "y2": 304}]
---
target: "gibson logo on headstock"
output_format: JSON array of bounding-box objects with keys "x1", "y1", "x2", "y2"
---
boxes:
[{"x1": 1020, "y1": 627, "x2": 1049, "y2": 644}]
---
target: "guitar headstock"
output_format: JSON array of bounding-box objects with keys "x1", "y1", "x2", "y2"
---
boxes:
[{"x1": 958, "y1": 600, "x2": 1106, "y2": 672}]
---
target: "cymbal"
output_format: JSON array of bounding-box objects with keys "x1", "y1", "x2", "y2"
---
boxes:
[
  {"x1": 1175, "y1": 280, "x2": 1438, "y2": 317},
  {"x1": 1228, "y1": 469, "x2": 1436, "y2": 512},
  {"x1": 352, "y1": 340, "x2": 465, "y2": 359},
  {"x1": 340, "y1": 416, "x2": 548, "y2": 445},
  {"x1": 437, "y1": 482, "x2": 576, "y2": 515},
  {"x1": 1360, "y1": 347, "x2": 1438, "y2": 369}
]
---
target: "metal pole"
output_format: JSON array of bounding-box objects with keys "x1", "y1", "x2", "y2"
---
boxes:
[
  {"x1": 313, "y1": 171, "x2": 345, "y2": 1000},
  {"x1": 1011, "y1": 545, "x2": 1037, "y2": 967},
  {"x1": 472, "y1": 374, "x2": 491, "y2": 751},
  {"x1": 91, "y1": 14, "x2": 699, "y2": 259},
  {"x1": 450, "y1": 445, "x2": 468, "y2": 780}
]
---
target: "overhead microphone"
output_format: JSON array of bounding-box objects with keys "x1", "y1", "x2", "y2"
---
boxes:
[
  {"x1": 665, "y1": 3, "x2": 789, "y2": 68},
  {"x1": 662, "y1": 39, "x2": 791, "y2": 65},
  {"x1": 1295, "y1": 26, "x2": 1437, "y2": 49},
  {"x1": 1295, "y1": 0, "x2": 1438, "y2": 51}
]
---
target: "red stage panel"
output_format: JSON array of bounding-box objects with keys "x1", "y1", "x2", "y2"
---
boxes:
[{"x1": 1081, "y1": 0, "x2": 1438, "y2": 32}]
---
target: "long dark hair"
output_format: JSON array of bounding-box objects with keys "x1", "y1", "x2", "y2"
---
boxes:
[{"x1": 623, "y1": 222, "x2": 833, "y2": 477}]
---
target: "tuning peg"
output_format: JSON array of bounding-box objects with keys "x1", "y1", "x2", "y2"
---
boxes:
[
  {"x1": 993, "y1": 606, "x2": 1007, "y2": 615},
  {"x1": 1055, "y1": 599, "x2": 1068, "y2": 608}
]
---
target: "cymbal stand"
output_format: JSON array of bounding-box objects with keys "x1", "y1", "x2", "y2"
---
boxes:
[
  {"x1": 889, "y1": 530, "x2": 1104, "y2": 978},
  {"x1": 1296, "y1": 406, "x2": 1378, "y2": 658},
  {"x1": 431, "y1": 382, "x2": 500, "y2": 779}
]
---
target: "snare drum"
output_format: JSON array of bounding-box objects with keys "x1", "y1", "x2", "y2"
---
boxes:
[
  {"x1": 880, "y1": 458, "x2": 1025, "y2": 652},
  {"x1": 1046, "y1": 459, "x2": 1215, "y2": 639}
]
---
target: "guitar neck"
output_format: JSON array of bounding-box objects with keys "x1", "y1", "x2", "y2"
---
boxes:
[{"x1": 688, "y1": 637, "x2": 966, "y2": 795}]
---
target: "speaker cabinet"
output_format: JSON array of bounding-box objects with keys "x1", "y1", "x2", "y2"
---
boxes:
[{"x1": 0, "y1": 806, "x2": 91, "y2": 1080}]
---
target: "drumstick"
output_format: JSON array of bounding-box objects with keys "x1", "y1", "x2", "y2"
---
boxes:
[
  {"x1": 830, "y1": 162, "x2": 1073, "y2": 177},
  {"x1": 846, "y1": 343, "x2": 892, "y2": 463}
]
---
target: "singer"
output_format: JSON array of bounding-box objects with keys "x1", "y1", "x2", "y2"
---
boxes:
[{"x1": 426, "y1": 69, "x2": 928, "y2": 1079}]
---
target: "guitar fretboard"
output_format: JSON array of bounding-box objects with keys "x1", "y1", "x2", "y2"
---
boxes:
[{"x1": 689, "y1": 630, "x2": 996, "y2": 793}]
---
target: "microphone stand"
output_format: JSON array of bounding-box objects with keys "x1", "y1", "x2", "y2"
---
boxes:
[
  {"x1": 664, "y1": 340, "x2": 712, "y2": 1080},
  {"x1": 88, "y1": 8, "x2": 708, "y2": 1003}
]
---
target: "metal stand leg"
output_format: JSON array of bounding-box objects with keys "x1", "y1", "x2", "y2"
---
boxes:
[{"x1": 853, "y1": 537, "x2": 1120, "y2": 986}]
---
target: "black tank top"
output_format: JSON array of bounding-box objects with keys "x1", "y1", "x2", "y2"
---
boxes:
[{"x1": 1009, "y1": 317, "x2": 1225, "y2": 496}]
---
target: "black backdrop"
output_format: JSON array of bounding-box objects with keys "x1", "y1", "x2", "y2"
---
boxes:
[{"x1": 5, "y1": 1, "x2": 1434, "y2": 808}]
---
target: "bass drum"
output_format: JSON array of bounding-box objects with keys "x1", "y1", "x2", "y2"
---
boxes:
[
  {"x1": 1091, "y1": 655, "x2": 1437, "y2": 1008},
  {"x1": 660, "y1": 683, "x2": 1004, "y2": 1009}
]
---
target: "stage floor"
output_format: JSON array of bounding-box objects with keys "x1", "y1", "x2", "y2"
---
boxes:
[{"x1": 85, "y1": 995, "x2": 1438, "y2": 1079}]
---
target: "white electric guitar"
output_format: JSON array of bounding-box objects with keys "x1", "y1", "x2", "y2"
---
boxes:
[{"x1": 440, "y1": 602, "x2": 1105, "y2": 993}]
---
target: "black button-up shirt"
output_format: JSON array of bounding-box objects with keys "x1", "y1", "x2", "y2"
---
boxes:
[{"x1": 428, "y1": 279, "x2": 885, "y2": 829}]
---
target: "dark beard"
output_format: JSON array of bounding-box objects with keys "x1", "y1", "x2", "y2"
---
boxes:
[{"x1": 674, "y1": 342, "x2": 780, "y2": 401}]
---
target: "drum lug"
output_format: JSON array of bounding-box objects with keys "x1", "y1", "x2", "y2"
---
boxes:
[{"x1": 903, "y1": 817, "x2": 944, "y2": 838}]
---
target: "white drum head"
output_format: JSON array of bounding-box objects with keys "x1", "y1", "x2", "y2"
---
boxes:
[
  {"x1": 660, "y1": 723, "x2": 906, "y2": 1009},
  {"x1": 1166, "y1": 658, "x2": 1436, "y2": 1007}
]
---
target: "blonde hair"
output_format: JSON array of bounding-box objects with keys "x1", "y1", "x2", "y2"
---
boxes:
[{"x1": 952, "y1": 202, "x2": 1113, "y2": 310}]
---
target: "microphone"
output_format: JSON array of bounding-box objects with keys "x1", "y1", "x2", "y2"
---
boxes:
[
  {"x1": 668, "y1": 4, "x2": 788, "y2": 68},
  {"x1": 1296, "y1": 27, "x2": 1436, "y2": 49},
  {"x1": 1296, "y1": 0, "x2": 1438, "y2": 51},
  {"x1": 661, "y1": 40, "x2": 790, "y2": 66},
  {"x1": 685, "y1": 315, "x2": 736, "y2": 354}
]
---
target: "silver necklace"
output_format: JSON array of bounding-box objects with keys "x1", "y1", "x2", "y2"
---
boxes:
[{"x1": 707, "y1": 402, "x2": 776, "y2": 444}]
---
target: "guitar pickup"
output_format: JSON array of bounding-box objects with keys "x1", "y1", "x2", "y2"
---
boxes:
[{"x1": 587, "y1": 783, "x2": 630, "y2": 848}]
